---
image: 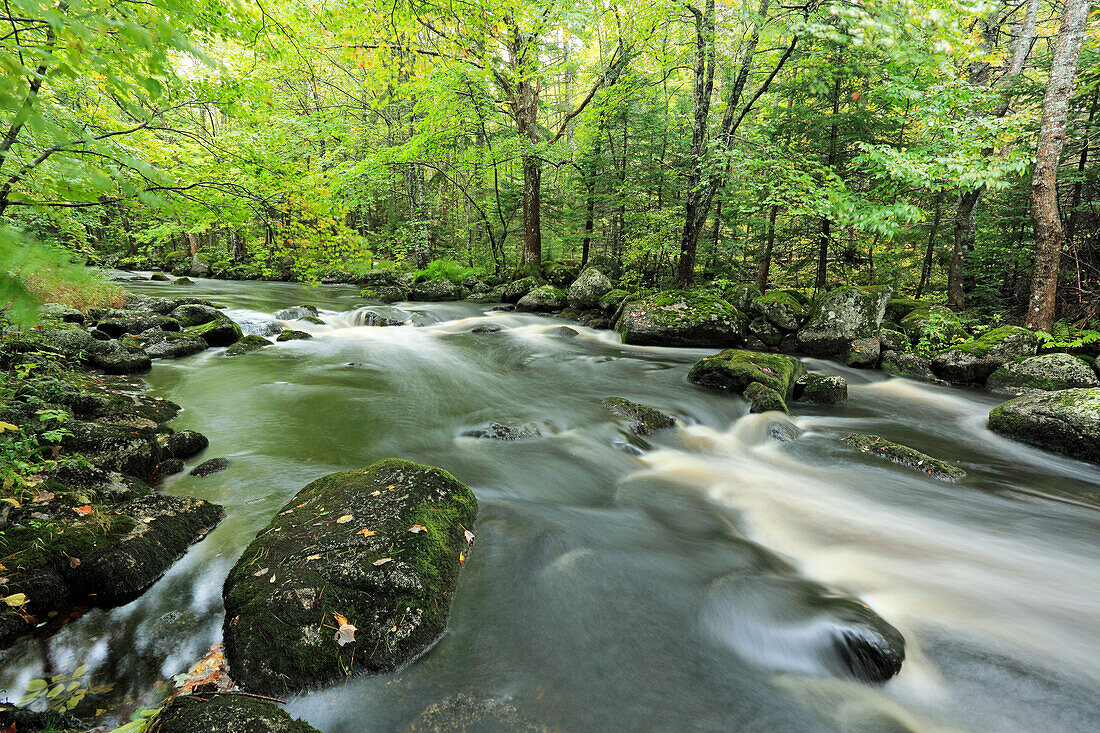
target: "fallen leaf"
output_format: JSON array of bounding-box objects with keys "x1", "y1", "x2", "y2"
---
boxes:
[
  {"x1": 333, "y1": 612, "x2": 348, "y2": 626},
  {"x1": 73, "y1": 505, "x2": 92, "y2": 516},
  {"x1": 372, "y1": 558, "x2": 392, "y2": 566},
  {"x1": 0, "y1": 421, "x2": 19, "y2": 433},
  {"x1": 2, "y1": 593, "x2": 28, "y2": 607},
  {"x1": 68, "y1": 556, "x2": 81, "y2": 569},
  {"x1": 0, "y1": 564, "x2": 6, "y2": 572},
  {"x1": 306, "y1": 554, "x2": 322, "y2": 561},
  {"x1": 464, "y1": 530, "x2": 475, "y2": 545},
  {"x1": 356, "y1": 529, "x2": 376, "y2": 537},
  {"x1": 32, "y1": 490, "x2": 56, "y2": 503},
  {"x1": 370, "y1": 490, "x2": 381, "y2": 496},
  {"x1": 336, "y1": 514, "x2": 353, "y2": 524},
  {"x1": 334, "y1": 620, "x2": 357, "y2": 646},
  {"x1": 408, "y1": 524, "x2": 426, "y2": 534},
  {"x1": 459, "y1": 553, "x2": 466, "y2": 564},
  {"x1": 253, "y1": 567, "x2": 270, "y2": 577},
  {"x1": 269, "y1": 573, "x2": 276, "y2": 583}
]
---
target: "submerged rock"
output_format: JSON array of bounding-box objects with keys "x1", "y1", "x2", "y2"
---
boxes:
[
  {"x1": 191, "y1": 457, "x2": 231, "y2": 477},
  {"x1": 156, "y1": 695, "x2": 321, "y2": 733},
  {"x1": 842, "y1": 432, "x2": 965, "y2": 481},
  {"x1": 406, "y1": 694, "x2": 547, "y2": 733},
  {"x1": 547, "y1": 326, "x2": 579, "y2": 338},
  {"x1": 568, "y1": 268, "x2": 614, "y2": 310},
  {"x1": 986, "y1": 352, "x2": 1099, "y2": 395},
  {"x1": 471, "y1": 324, "x2": 502, "y2": 334},
  {"x1": 988, "y1": 388, "x2": 1100, "y2": 462},
  {"x1": 276, "y1": 329, "x2": 313, "y2": 342},
  {"x1": 794, "y1": 374, "x2": 848, "y2": 404},
  {"x1": 796, "y1": 286, "x2": 891, "y2": 356},
  {"x1": 688, "y1": 350, "x2": 805, "y2": 397},
  {"x1": 931, "y1": 325, "x2": 1038, "y2": 383},
  {"x1": 274, "y1": 305, "x2": 318, "y2": 320},
  {"x1": 617, "y1": 291, "x2": 748, "y2": 348},
  {"x1": 744, "y1": 382, "x2": 788, "y2": 414},
  {"x1": 226, "y1": 335, "x2": 272, "y2": 356},
  {"x1": 602, "y1": 397, "x2": 676, "y2": 435},
  {"x1": 517, "y1": 284, "x2": 568, "y2": 312},
  {"x1": 222, "y1": 459, "x2": 478, "y2": 694},
  {"x1": 463, "y1": 422, "x2": 539, "y2": 440},
  {"x1": 351, "y1": 306, "x2": 410, "y2": 327}
]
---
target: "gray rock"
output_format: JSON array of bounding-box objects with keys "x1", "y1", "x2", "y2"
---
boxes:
[
  {"x1": 191, "y1": 457, "x2": 230, "y2": 477},
  {"x1": 274, "y1": 305, "x2": 318, "y2": 320},
  {"x1": 752, "y1": 291, "x2": 807, "y2": 331},
  {"x1": 744, "y1": 382, "x2": 789, "y2": 414},
  {"x1": 986, "y1": 352, "x2": 1100, "y2": 395},
  {"x1": 602, "y1": 396, "x2": 676, "y2": 435},
  {"x1": 748, "y1": 317, "x2": 784, "y2": 347},
  {"x1": 463, "y1": 422, "x2": 539, "y2": 440},
  {"x1": 794, "y1": 374, "x2": 848, "y2": 404},
  {"x1": 931, "y1": 326, "x2": 1038, "y2": 383},
  {"x1": 169, "y1": 303, "x2": 220, "y2": 327},
  {"x1": 879, "y1": 328, "x2": 910, "y2": 352},
  {"x1": 163, "y1": 430, "x2": 209, "y2": 460},
  {"x1": 517, "y1": 284, "x2": 568, "y2": 312},
  {"x1": 845, "y1": 336, "x2": 880, "y2": 368},
  {"x1": 567, "y1": 268, "x2": 614, "y2": 309},
  {"x1": 843, "y1": 433, "x2": 964, "y2": 481},
  {"x1": 880, "y1": 350, "x2": 936, "y2": 381},
  {"x1": 988, "y1": 388, "x2": 1100, "y2": 462},
  {"x1": 410, "y1": 279, "x2": 463, "y2": 301},
  {"x1": 796, "y1": 286, "x2": 891, "y2": 356},
  {"x1": 617, "y1": 292, "x2": 748, "y2": 348}
]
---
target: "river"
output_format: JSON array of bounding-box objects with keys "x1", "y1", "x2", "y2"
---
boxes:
[{"x1": 2, "y1": 277, "x2": 1098, "y2": 732}]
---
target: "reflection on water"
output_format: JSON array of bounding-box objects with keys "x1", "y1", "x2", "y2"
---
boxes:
[{"x1": 1, "y1": 275, "x2": 1098, "y2": 732}]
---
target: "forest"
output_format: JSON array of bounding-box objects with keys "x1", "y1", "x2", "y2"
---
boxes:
[{"x1": 0, "y1": 0, "x2": 1096, "y2": 333}]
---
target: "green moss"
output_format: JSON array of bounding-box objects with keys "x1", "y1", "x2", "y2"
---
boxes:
[
  {"x1": 0, "y1": 514, "x2": 137, "y2": 573},
  {"x1": 598, "y1": 289, "x2": 630, "y2": 309},
  {"x1": 843, "y1": 433, "x2": 965, "y2": 481},
  {"x1": 951, "y1": 325, "x2": 1035, "y2": 356},
  {"x1": 688, "y1": 349, "x2": 805, "y2": 396},
  {"x1": 744, "y1": 382, "x2": 788, "y2": 414},
  {"x1": 602, "y1": 396, "x2": 676, "y2": 435}
]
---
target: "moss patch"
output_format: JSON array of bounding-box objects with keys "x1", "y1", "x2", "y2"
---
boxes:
[
  {"x1": 843, "y1": 433, "x2": 965, "y2": 481},
  {"x1": 688, "y1": 349, "x2": 805, "y2": 396}
]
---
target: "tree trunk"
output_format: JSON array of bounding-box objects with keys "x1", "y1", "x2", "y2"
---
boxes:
[
  {"x1": 949, "y1": 188, "x2": 981, "y2": 309},
  {"x1": 1025, "y1": 0, "x2": 1090, "y2": 331},
  {"x1": 1066, "y1": 83, "x2": 1099, "y2": 243},
  {"x1": 815, "y1": 75, "x2": 842, "y2": 292},
  {"x1": 521, "y1": 155, "x2": 542, "y2": 270},
  {"x1": 916, "y1": 192, "x2": 944, "y2": 299},
  {"x1": 756, "y1": 204, "x2": 778, "y2": 291}
]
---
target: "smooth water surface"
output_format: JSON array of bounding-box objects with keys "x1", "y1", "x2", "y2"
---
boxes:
[{"x1": 2, "y1": 276, "x2": 1098, "y2": 732}]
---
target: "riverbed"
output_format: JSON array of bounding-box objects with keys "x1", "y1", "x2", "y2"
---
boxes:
[{"x1": 2, "y1": 277, "x2": 1098, "y2": 732}]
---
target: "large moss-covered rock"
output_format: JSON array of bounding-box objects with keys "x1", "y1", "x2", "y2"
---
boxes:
[
  {"x1": 95, "y1": 310, "x2": 181, "y2": 338},
  {"x1": 602, "y1": 397, "x2": 676, "y2": 435},
  {"x1": 567, "y1": 268, "x2": 613, "y2": 309},
  {"x1": 85, "y1": 339, "x2": 152, "y2": 375},
  {"x1": 617, "y1": 291, "x2": 748, "y2": 348},
  {"x1": 598, "y1": 288, "x2": 630, "y2": 317},
  {"x1": 410, "y1": 279, "x2": 463, "y2": 301},
  {"x1": 187, "y1": 312, "x2": 243, "y2": 347},
  {"x1": 361, "y1": 285, "x2": 407, "y2": 303},
  {"x1": 276, "y1": 329, "x2": 312, "y2": 342},
  {"x1": 748, "y1": 317, "x2": 784, "y2": 347},
  {"x1": 501, "y1": 276, "x2": 539, "y2": 304},
  {"x1": 169, "y1": 303, "x2": 220, "y2": 327},
  {"x1": 796, "y1": 286, "x2": 891, "y2": 356},
  {"x1": 517, "y1": 284, "x2": 568, "y2": 312},
  {"x1": 688, "y1": 349, "x2": 805, "y2": 396},
  {"x1": 156, "y1": 695, "x2": 321, "y2": 733},
  {"x1": 721, "y1": 282, "x2": 762, "y2": 312},
  {"x1": 793, "y1": 374, "x2": 848, "y2": 404},
  {"x1": 845, "y1": 336, "x2": 880, "y2": 368},
  {"x1": 931, "y1": 325, "x2": 1038, "y2": 383},
  {"x1": 222, "y1": 459, "x2": 478, "y2": 695},
  {"x1": 880, "y1": 350, "x2": 936, "y2": 381},
  {"x1": 988, "y1": 388, "x2": 1100, "y2": 462},
  {"x1": 752, "y1": 291, "x2": 807, "y2": 331},
  {"x1": 843, "y1": 433, "x2": 965, "y2": 481},
  {"x1": 879, "y1": 328, "x2": 910, "y2": 353},
  {"x1": 986, "y1": 352, "x2": 1100, "y2": 395},
  {"x1": 884, "y1": 298, "x2": 930, "y2": 323},
  {"x1": 744, "y1": 382, "x2": 788, "y2": 414},
  {"x1": 138, "y1": 330, "x2": 209, "y2": 359},
  {"x1": 899, "y1": 305, "x2": 967, "y2": 345},
  {"x1": 225, "y1": 335, "x2": 272, "y2": 357}
]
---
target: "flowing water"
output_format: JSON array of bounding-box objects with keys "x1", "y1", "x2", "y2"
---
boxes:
[{"x1": 3, "y1": 277, "x2": 1099, "y2": 732}]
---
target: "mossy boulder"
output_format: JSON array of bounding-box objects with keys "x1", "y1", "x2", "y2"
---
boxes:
[
  {"x1": 410, "y1": 279, "x2": 463, "y2": 301},
  {"x1": 843, "y1": 433, "x2": 965, "y2": 481},
  {"x1": 191, "y1": 457, "x2": 230, "y2": 476},
  {"x1": 516, "y1": 284, "x2": 568, "y2": 312},
  {"x1": 688, "y1": 350, "x2": 805, "y2": 397},
  {"x1": 721, "y1": 282, "x2": 762, "y2": 312},
  {"x1": 139, "y1": 330, "x2": 209, "y2": 359},
  {"x1": 545, "y1": 262, "x2": 578, "y2": 288},
  {"x1": 884, "y1": 298, "x2": 930, "y2": 323},
  {"x1": 752, "y1": 291, "x2": 807, "y2": 331},
  {"x1": 501, "y1": 276, "x2": 540, "y2": 304},
  {"x1": 794, "y1": 374, "x2": 848, "y2": 404},
  {"x1": 985, "y1": 352, "x2": 1099, "y2": 396},
  {"x1": 879, "y1": 328, "x2": 910, "y2": 353},
  {"x1": 844, "y1": 336, "x2": 880, "y2": 368},
  {"x1": 361, "y1": 285, "x2": 407, "y2": 303},
  {"x1": 796, "y1": 286, "x2": 891, "y2": 356},
  {"x1": 222, "y1": 459, "x2": 478, "y2": 695},
  {"x1": 169, "y1": 303, "x2": 220, "y2": 327},
  {"x1": 276, "y1": 329, "x2": 312, "y2": 342},
  {"x1": 162, "y1": 430, "x2": 209, "y2": 460},
  {"x1": 988, "y1": 388, "x2": 1100, "y2": 462},
  {"x1": 150, "y1": 271, "x2": 171, "y2": 281},
  {"x1": 748, "y1": 317, "x2": 784, "y2": 347},
  {"x1": 85, "y1": 340, "x2": 152, "y2": 375},
  {"x1": 567, "y1": 268, "x2": 613, "y2": 309},
  {"x1": 174, "y1": 276, "x2": 194, "y2": 284},
  {"x1": 187, "y1": 312, "x2": 243, "y2": 347},
  {"x1": 880, "y1": 351, "x2": 936, "y2": 381},
  {"x1": 899, "y1": 305, "x2": 967, "y2": 345},
  {"x1": 156, "y1": 695, "x2": 321, "y2": 733},
  {"x1": 602, "y1": 396, "x2": 676, "y2": 435},
  {"x1": 931, "y1": 325, "x2": 1038, "y2": 383},
  {"x1": 225, "y1": 335, "x2": 272, "y2": 357},
  {"x1": 744, "y1": 382, "x2": 788, "y2": 414},
  {"x1": 39, "y1": 303, "x2": 86, "y2": 324},
  {"x1": 616, "y1": 291, "x2": 748, "y2": 348}
]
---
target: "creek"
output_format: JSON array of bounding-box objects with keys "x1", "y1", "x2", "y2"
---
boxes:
[{"x1": 2, "y1": 277, "x2": 1098, "y2": 732}]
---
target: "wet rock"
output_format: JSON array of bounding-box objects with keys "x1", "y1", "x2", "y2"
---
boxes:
[
  {"x1": 95, "y1": 311, "x2": 182, "y2": 338},
  {"x1": 617, "y1": 291, "x2": 748, "y2": 348},
  {"x1": 241, "y1": 319, "x2": 284, "y2": 337},
  {"x1": 842, "y1": 432, "x2": 965, "y2": 481},
  {"x1": 986, "y1": 352, "x2": 1099, "y2": 395},
  {"x1": 597, "y1": 288, "x2": 630, "y2": 317},
  {"x1": 188, "y1": 312, "x2": 243, "y2": 347},
  {"x1": 544, "y1": 262, "x2": 577, "y2": 288},
  {"x1": 156, "y1": 695, "x2": 321, "y2": 733},
  {"x1": 150, "y1": 272, "x2": 171, "y2": 281},
  {"x1": 471, "y1": 324, "x2": 502, "y2": 334},
  {"x1": 567, "y1": 268, "x2": 614, "y2": 310},
  {"x1": 85, "y1": 340, "x2": 152, "y2": 375},
  {"x1": 501, "y1": 276, "x2": 539, "y2": 303},
  {"x1": 276, "y1": 329, "x2": 313, "y2": 342},
  {"x1": 160, "y1": 458, "x2": 186, "y2": 476},
  {"x1": 721, "y1": 282, "x2": 762, "y2": 311},
  {"x1": 274, "y1": 305, "x2": 318, "y2": 320},
  {"x1": 62, "y1": 420, "x2": 161, "y2": 478},
  {"x1": 880, "y1": 350, "x2": 936, "y2": 381},
  {"x1": 603, "y1": 396, "x2": 676, "y2": 435},
  {"x1": 794, "y1": 374, "x2": 849, "y2": 404},
  {"x1": 410, "y1": 279, "x2": 463, "y2": 301},
  {"x1": 188, "y1": 255, "x2": 212, "y2": 277},
  {"x1": 222, "y1": 459, "x2": 478, "y2": 695},
  {"x1": 140, "y1": 330, "x2": 209, "y2": 359},
  {"x1": 298, "y1": 315, "x2": 325, "y2": 325},
  {"x1": 988, "y1": 388, "x2": 1100, "y2": 462},
  {"x1": 752, "y1": 291, "x2": 807, "y2": 331},
  {"x1": 163, "y1": 430, "x2": 210, "y2": 460},
  {"x1": 351, "y1": 306, "x2": 410, "y2": 327},
  {"x1": 361, "y1": 285, "x2": 408, "y2": 303},
  {"x1": 879, "y1": 328, "x2": 910, "y2": 353},
  {"x1": 39, "y1": 303, "x2": 86, "y2": 324},
  {"x1": 547, "y1": 326, "x2": 579, "y2": 338},
  {"x1": 226, "y1": 335, "x2": 272, "y2": 357},
  {"x1": 463, "y1": 422, "x2": 539, "y2": 440},
  {"x1": 931, "y1": 325, "x2": 1038, "y2": 383},
  {"x1": 0, "y1": 703, "x2": 82, "y2": 732},
  {"x1": 845, "y1": 336, "x2": 880, "y2": 368},
  {"x1": 899, "y1": 305, "x2": 967, "y2": 345},
  {"x1": 174, "y1": 276, "x2": 194, "y2": 284},
  {"x1": 748, "y1": 317, "x2": 784, "y2": 348},
  {"x1": 517, "y1": 284, "x2": 568, "y2": 312},
  {"x1": 796, "y1": 286, "x2": 891, "y2": 357},
  {"x1": 405, "y1": 694, "x2": 547, "y2": 733},
  {"x1": 124, "y1": 294, "x2": 217, "y2": 315},
  {"x1": 169, "y1": 303, "x2": 220, "y2": 328},
  {"x1": 744, "y1": 382, "x2": 789, "y2": 414},
  {"x1": 489, "y1": 304, "x2": 516, "y2": 312},
  {"x1": 191, "y1": 457, "x2": 231, "y2": 476},
  {"x1": 688, "y1": 350, "x2": 805, "y2": 397}
]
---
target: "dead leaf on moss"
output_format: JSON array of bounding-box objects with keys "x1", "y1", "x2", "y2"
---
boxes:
[{"x1": 372, "y1": 558, "x2": 392, "y2": 566}]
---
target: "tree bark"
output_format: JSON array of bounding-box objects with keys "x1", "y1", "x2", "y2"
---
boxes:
[
  {"x1": 756, "y1": 204, "x2": 778, "y2": 291},
  {"x1": 949, "y1": 188, "x2": 981, "y2": 309},
  {"x1": 815, "y1": 74, "x2": 842, "y2": 292},
  {"x1": 916, "y1": 191, "x2": 944, "y2": 299},
  {"x1": 1025, "y1": 0, "x2": 1090, "y2": 331},
  {"x1": 1066, "y1": 83, "x2": 1099, "y2": 243}
]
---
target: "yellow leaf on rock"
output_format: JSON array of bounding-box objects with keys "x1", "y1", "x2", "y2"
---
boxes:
[
  {"x1": 2, "y1": 593, "x2": 28, "y2": 607},
  {"x1": 372, "y1": 558, "x2": 392, "y2": 566},
  {"x1": 336, "y1": 514, "x2": 353, "y2": 524},
  {"x1": 356, "y1": 529, "x2": 376, "y2": 537}
]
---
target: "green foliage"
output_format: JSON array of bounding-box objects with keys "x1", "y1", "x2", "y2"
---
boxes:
[
  {"x1": 913, "y1": 309, "x2": 971, "y2": 356},
  {"x1": 413, "y1": 259, "x2": 487, "y2": 284},
  {"x1": 18, "y1": 664, "x2": 114, "y2": 713},
  {"x1": 1035, "y1": 322, "x2": 1100, "y2": 349}
]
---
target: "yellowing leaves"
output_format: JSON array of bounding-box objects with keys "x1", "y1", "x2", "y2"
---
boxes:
[
  {"x1": 356, "y1": 528, "x2": 376, "y2": 537},
  {"x1": 336, "y1": 514, "x2": 353, "y2": 524},
  {"x1": 73, "y1": 505, "x2": 92, "y2": 516},
  {"x1": 372, "y1": 557, "x2": 392, "y2": 566},
  {"x1": 0, "y1": 421, "x2": 19, "y2": 433},
  {"x1": 3, "y1": 593, "x2": 28, "y2": 607}
]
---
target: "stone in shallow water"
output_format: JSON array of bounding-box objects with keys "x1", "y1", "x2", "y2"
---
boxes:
[
  {"x1": 222, "y1": 459, "x2": 478, "y2": 695},
  {"x1": 688, "y1": 350, "x2": 805, "y2": 397},
  {"x1": 602, "y1": 396, "x2": 676, "y2": 435},
  {"x1": 274, "y1": 305, "x2": 318, "y2": 320},
  {"x1": 191, "y1": 457, "x2": 231, "y2": 477},
  {"x1": 406, "y1": 694, "x2": 548, "y2": 733},
  {"x1": 225, "y1": 335, "x2": 272, "y2": 356},
  {"x1": 156, "y1": 695, "x2": 321, "y2": 733},
  {"x1": 794, "y1": 373, "x2": 848, "y2": 404},
  {"x1": 163, "y1": 429, "x2": 209, "y2": 459},
  {"x1": 931, "y1": 325, "x2": 1038, "y2": 383},
  {"x1": 462, "y1": 422, "x2": 540, "y2": 440},
  {"x1": 842, "y1": 432, "x2": 965, "y2": 481},
  {"x1": 471, "y1": 324, "x2": 502, "y2": 334},
  {"x1": 744, "y1": 382, "x2": 788, "y2": 415},
  {"x1": 276, "y1": 329, "x2": 312, "y2": 342},
  {"x1": 988, "y1": 388, "x2": 1100, "y2": 462},
  {"x1": 986, "y1": 352, "x2": 1099, "y2": 396}
]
